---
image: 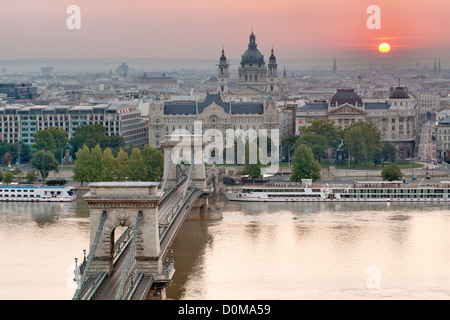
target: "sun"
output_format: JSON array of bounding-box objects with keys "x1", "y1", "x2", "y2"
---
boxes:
[{"x1": 378, "y1": 42, "x2": 391, "y2": 53}]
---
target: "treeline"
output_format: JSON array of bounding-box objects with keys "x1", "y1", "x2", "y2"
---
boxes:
[
  {"x1": 73, "y1": 144, "x2": 164, "y2": 185},
  {"x1": 33, "y1": 124, "x2": 125, "y2": 160},
  {"x1": 283, "y1": 119, "x2": 397, "y2": 167},
  {"x1": 283, "y1": 119, "x2": 400, "y2": 182}
]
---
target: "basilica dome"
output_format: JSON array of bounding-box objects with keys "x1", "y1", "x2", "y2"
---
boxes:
[{"x1": 240, "y1": 32, "x2": 265, "y2": 66}]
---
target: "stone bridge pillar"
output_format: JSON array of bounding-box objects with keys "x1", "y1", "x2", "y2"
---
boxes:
[
  {"x1": 161, "y1": 139, "x2": 179, "y2": 189},
  {"x1": 83, "y1": 182, "x2": 163, "y2": 275},
  {"x1": 162, "y1": 134, "x2": 207, "y2": 190}
]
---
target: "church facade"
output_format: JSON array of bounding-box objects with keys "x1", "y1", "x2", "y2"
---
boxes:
[{"x1": 147, "y1": 32, "x2": 281, "y2": 152}]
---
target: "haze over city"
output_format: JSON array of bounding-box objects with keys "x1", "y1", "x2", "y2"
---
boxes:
[{"x1": 0, "y1": 0, "x2": 449, "y2": 67}]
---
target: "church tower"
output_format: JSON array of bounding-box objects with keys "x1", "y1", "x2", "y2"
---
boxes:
[
  {"x1": 238, "y1": 31, "x2": 267, "y2": 92},
  {"x1": 267, "y1": 47, "x2": 278, "y2": 93},
  {"x1": 217, "y1": 48, "x2": 229, "y2": 94}
]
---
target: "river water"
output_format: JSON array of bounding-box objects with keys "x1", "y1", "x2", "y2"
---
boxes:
[{"x1": 1, "y1": 194, "x2": 449, "y2": 300}]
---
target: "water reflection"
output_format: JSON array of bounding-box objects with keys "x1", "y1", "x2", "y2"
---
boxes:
[
  {"x1": 167, "y1": 196, "x2": 450, "y2": 300},
  {"x1": 0, "y1": 196, "x2": 91, "y2": 300},
  {"x1": 1, "y1": 193, "x2": 450, "y2": 300}
]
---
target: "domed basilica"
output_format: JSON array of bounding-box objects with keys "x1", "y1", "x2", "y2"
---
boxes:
[{"x1": 218, "y1": 31, "x2": 279, "y2": 99}]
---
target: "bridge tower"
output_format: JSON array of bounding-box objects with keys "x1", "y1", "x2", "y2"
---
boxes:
[
  {"x1": 83, "y1": 182, "x2": 164, "y2": 275},
  {"x1": 161, "y1": 134, "x2": 207, "y2": 191}
]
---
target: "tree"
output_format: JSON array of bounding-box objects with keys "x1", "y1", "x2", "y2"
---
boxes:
[
  {"x1": 281, "y1": 134, "x2": 300, "y2": 161},
  {"x1": 372, "y1": 149, "x2": 383, "y2": 168},
  {"x1": 100, "y1": 147, "x2": 118, "y2": 181},
  {"x1": 34, "y1": 127, "x2": 68, "y2": 160},
  {"x1": 71, "y1": 124, "x2": 107, "y2": 155},
  {"x1": 142, "y1": 145, "x2": 164, "y2": 181},
  {"x1": 89, "y1": 145, "x2": 103, "y2": 182},
  {"x1": 298, "y1": 119, "x2": 344, "y2": 153},
  {"x1": 382, "y1": 143, "x2": 397, "y2": 163},
  {"x1": 128, "y1": 148, "x2": 144, "y2": 181},
  {"x1": 25, "y1": 170, "x2": 38, "y2": 183},
  {"x1": 240, "y1": 142, "x2": 264, "y2": 181},
  {"x1": 2, "y1": 169, "x2": 13, "y2": 184},
  {"x1": 70, "y1": 124, "x2": 125, "y2": 156},
  {"x1": 72, "y1": 145, "x2": 92, "y2": 185},
  {"x1": 295, "y1": 133, "x2": 327, "y2": 161},
  {"x1": 381, "y1": 163, "x2": 402, "y2": 181},
  {"x1": 115, "y1": 149, "x2": 130, "y2": 181},
  {"x1": 344, "y1": 121, "x2": 382, "y2": 167},
  {"x1": 2, "y1": 152, "x2": 13, "y2": 165},
  {"x1": 31, "y1": 150, "x2": 59, "y2": 185},
  {"x1": 33, "y1": 130, "x2": 57, "y2": 156},
  {"x1": 290, "y1": 144, "x2": 322, "y2": 182}
]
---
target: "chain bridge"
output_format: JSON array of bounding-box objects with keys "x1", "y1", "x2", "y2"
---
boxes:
[{"x1": 72, "y1": 135, "x2": 220, "y2": 300}]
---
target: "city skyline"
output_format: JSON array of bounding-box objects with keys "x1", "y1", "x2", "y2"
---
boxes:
[{"x1": 0, "y1": 0, "x2": 449, "y2": 61}]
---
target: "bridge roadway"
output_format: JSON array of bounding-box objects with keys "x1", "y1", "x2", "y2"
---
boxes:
[{"x1": 92, "y1": 179, "x2": 200, "y2": 300}]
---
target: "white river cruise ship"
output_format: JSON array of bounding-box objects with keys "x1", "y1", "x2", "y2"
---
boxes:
[
  {"x1": 0, "y1": 184, "x2": 77, "y2": 202},
  {"x1": 224, "y1": 180, "x2": 450, "y2": 202}
]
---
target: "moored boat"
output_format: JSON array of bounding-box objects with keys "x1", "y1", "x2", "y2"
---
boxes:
[
  {"x1": 223, "y1": 180, "x2": 450, "y2": 202},
  {"x1": 0, "y1": 184, "x2": 77, "y2": 202}
]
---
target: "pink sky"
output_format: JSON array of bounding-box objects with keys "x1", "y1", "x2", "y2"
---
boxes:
[{"x1": 0, "y1": 0, "x2": 449, "y2": 60}]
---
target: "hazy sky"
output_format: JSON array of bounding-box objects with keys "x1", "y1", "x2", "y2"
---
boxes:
[{"x1": 0, "y1": 0, "x2": 449, "y2": 61}]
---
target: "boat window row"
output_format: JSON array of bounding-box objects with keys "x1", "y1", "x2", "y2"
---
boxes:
[
  {"x1": 342, "y1": 194, "x2": 446, "y2": 198},
  {"x1": 0, "y1": 189, "x2": 35, "y2": 192},
  {"x1": 348, "y1": 188, "x2": 448, "y2": 194},
  {"x1": 245, "y1": 188, "x2": 306, "y2": 193},
  {"x1": 268, "y1": 194, "x2": 322, "y2": 198},
  {"x1": 0, "y1": 194, "x2": 35, "y2": 197},
  {"x1": 245, "y1": 188, "x2": 325, "y2": 193}
]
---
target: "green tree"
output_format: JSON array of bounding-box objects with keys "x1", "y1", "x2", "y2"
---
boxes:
[
  {"x1": 102, "y1": 135, "x2": 125, "y2": 155},
  {"x1": 290, "y1": 144, "x2": 322, "y2": 182},
  {"x1": 100, "y1": 147, "x2": 118, "y2": 181},
  {"x1": 31, "y1": 150, "x2": 59, "y2": 185},
  {"x1": 241, "y1": 142, "x2": 265, "y2": 181},
  {"x1": 89, "y1": 145, "x2": 103, "y2": 182},
  {"x1": 71, "y1": 124, "x2": 107, "y2": 155},
  {"x1": 281, "y1": 134, "x2": 300, "y2": 161},
  {"x1": 381, "y1": 163, "x2": 402, "y2": 181},
  {"x1": 128, "y1": 148, "x2": 144, "y2": 181},
  {"x1": 2, "y1": 169, "x2": 13, "y2": 184},
  {"x1": 72, "y1": 145, "x2": 92, "y2": 186},
  {"x1": 25, "y1": 170, "x2": 38, "y2": 183},
  {"x1": 298, "y1": 119, "x2": 344, "y2": 152},
  {"x1": 382, "y1": 143, "x2": 397, "y2": 163},
  {"x1": 33, "y1": 130, "x2": 57, "y2": 156},
  {"x1": 344, "y1": 121, "x2": 382, "y2": 167},
  {"x1": 33, "y1": 127, "x2": 69, "y2": 160},
  {"x1": 373, "y1": 148, "x2": 383, "y2": 168},
  {"x1": 295, "y1": 133, "x2": 327, "y2": 161},
  {"x1": 115, "y1": 149, "x2": 130, "y2": 181},
  {"x1": 70, "y1": 124, "x2": 125, "y2": 157},
  {"x1": 142, "y1": 145, "x2": 164, "y2": 181}
]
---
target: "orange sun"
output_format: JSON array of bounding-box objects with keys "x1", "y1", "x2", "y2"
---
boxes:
[{"x1": 378, "y1": 42, "x2": 391, "y2": 53}]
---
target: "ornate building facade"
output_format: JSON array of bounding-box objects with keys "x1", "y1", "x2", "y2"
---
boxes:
[
  {"x1": 296, "y1": 87, "x2": 419, "y2": 159},
  {"x1": 147, "y1": 93, "x2": 279, "y2": 149}
]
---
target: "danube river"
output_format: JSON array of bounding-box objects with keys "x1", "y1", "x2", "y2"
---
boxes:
[{"x1": 1, "y1": 194, "x2": 450, "y2": 300}]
